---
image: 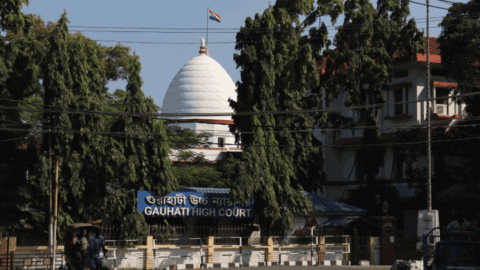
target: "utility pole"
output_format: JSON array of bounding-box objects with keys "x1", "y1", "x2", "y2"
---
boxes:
[
  {"x1": 48, "y1": 124, "x2": 53, "y2": 253},
  {"x1": 52, "y1": 157, "x2": 59, "y2": 270},
  {"x1": 426, "y1": 0, "x2": 432, "y2": 211}
]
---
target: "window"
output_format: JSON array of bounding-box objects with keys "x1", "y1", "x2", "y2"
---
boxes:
[
  {"x1": 218, "y1": 138, "x2": 225, "y2": 148},
  {"x1": 355, "y1": 150, "x2": 365, "y2": 182},
  {"x1": 390, "y1": 87, "x2": 409, "y2": 117},
  {"x1": 436, "y1": 88, "x2": 450, "y2": 105},
  {"x1": 395, "y1": 89, "x2": 404, "y2": 116},
  {"x1": 394, "y1": 69, "x2": 409, "y2": 79},
  {"x1": 435, "y1": 88, "x2": 451, "y2": 115}
]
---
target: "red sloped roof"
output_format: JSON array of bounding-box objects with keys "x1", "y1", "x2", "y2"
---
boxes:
[
  {"x1": 318, "y1": 37, "x2": 442, "y2": 73},
  {"x1": 383, "y1": 37, "x2": 442, "y2": 63},
  {"x1": 416, "y1": 37, "x2": 441, "y2": 63}
]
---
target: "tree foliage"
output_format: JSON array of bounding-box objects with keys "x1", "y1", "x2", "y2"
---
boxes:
[
  {"x1": 232, "y1": 0, "x2": 424, "y2": 235},
  {"x1": 324, "y1": 0, "x2": 424, "y2": 183},
  {"x1": 231, "y1": 0, "x2": 343, "y2": 236},
  {"x1": 0, "y1": 2, "x2": 179, "y2": 241},
  {"x1": 173, "y1": 155, "x2": 241, "y2": 188},
  {"x1": 382, "y1": 1, "x2": 480, "y2": 222},
  {"x1": 0, "y1": 0, "x2": 43, "y2": 227},
  {"x1": 438, "y1": 0, "x2": 480, "y2": 116}
]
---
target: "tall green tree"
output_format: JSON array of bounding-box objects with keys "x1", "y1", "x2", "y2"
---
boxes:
[
  {"x1": 0, "y1": 0, "x2": 41, "y2": 227},
  {"x1": 108, "y1": 54, "x2": 177, "y2": 240},
  {"x1": 325, "y1": 0, "x2": 424, "y2": 184},
  {"x1": 437, "y1": 0, "x2": 480, "y2": 219},
  {"x1": 33, "y1": 12, "x2": 75, "y2": 229},
  {"x1": 438, "y1": 0, "x2": 480, "y2": 116},
  {"x1": 0, "y1": 4, "x2": 145, "y2": 230},
  {"x1": 232, "y1": 0, "x2": 425, "y2": 234},
  {"x1": 0, "y1": 3, "x2": 182, "y2": 239},
  {"x1": 231, "y1": 1, "x2": 344, "y2": 236}
]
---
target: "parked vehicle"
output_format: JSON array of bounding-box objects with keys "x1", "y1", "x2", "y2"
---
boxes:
[
  {"x1": 424, "y1": 227, "x2": 480, "y2": 270},
  {"x1": 64, "y1": 223, "x2": 96, "y2": 270}
]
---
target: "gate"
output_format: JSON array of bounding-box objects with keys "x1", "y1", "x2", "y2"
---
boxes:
[
  {"x1": 351, "y1": 233, "x2": 370, "y2": 265},
  {"x1": 356, "y1": 235, "x2": 371, "y2": 262},
  {"x1": 395, "y1": 231, "x2": 422, "y2": 260}
]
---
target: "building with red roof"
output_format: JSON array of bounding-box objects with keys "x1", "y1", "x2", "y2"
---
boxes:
[{"x1": 316, "y1": 37, "x2": 464, "y2": 215}]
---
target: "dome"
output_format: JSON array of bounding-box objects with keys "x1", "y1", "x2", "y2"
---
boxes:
[{"x1": 162, "y1": 41, "x2": 237, "y2": 121}]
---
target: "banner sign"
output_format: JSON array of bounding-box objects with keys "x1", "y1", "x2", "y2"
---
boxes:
[{"x1": 137, "y1": 191, "x2": 254, "y2": 218}]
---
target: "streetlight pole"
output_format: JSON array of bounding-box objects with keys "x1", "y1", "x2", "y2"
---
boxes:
[
  {"x1": 48, "y1": 125, "x2": 53, "y2": 252},
  {"x1": 426, "y1": 0, "x2": 432, "y2": 211}
]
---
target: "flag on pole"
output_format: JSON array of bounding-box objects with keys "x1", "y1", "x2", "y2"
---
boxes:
[{"x1": 209, "y1": 9, "x2": 221, "y2": 23}]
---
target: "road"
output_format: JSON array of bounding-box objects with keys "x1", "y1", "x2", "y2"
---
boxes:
[{"x1": 254, "y1": 266, "x2": 392, "y2": 270}]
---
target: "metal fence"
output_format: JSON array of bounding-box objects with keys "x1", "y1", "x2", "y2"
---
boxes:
[
  {"x1": 7, "y1": 228, "x2": 50, "y2": 247},
  {"x1": 2, "y1": 235, "x2": 352, "y2": 270},
  {"x1": 7, "y1": 224, "x2": 347, "y2": 248},
  {"x1": 150, "y1": 225, "x2": 257, "y2": 246},
  {"x1": 294, "y1": 227, "x2": 345, "y2": 237}
]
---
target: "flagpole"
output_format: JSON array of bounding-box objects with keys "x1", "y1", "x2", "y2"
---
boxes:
[{"x1": 206, "y1": 7, "x2": 209, "y2": 53}]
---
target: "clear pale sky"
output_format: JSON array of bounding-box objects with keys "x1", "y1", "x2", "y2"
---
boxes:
[{"x1": 23, "y1": 0, "x2": 461, "y2": 108}]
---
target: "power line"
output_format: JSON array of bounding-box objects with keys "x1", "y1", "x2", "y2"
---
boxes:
[
  {"x1": 1, "y1": 91, "x2": 478, "y2": 118},
  {"x1": 0, "y1": 126, "x2": 478, "y2": 148},
  {"x1": 411, "y1": 1, "x2": 450, "y2": 10},
  {"x1": 66, "y1": 20, "x2": 445, "y2": 34},
  {"x1": 5, "y1": 115, "x2": 480, "y2": 136},
  {"x1": 55, "y1": 13, "x2": 480, "y2": 31},
  {"x1": 53, "y1": 24, "x2": 451, "y2": 44},
  {"x1": 6, "y1": 20, "x2": 479, "y2": 46},
  {"x1": 79, "y1": 24, "x2": 446, "y2": 44},
  {"x1": 5, "y1": 13, "x2": 478, "y2": 43},
  {"x1": 0, "y1": 137, "x2": 30, "y2": 143},
  {"x1": 437, "y1": 0, "x2": 457, "y2": 5}
]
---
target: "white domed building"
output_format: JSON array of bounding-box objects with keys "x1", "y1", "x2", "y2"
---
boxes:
[{"x1": 161, "y1": 38, "x2": 241, "y2": 162}]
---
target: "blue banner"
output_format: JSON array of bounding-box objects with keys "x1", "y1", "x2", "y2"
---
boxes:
[{"x1": 137, "y1": 191, "x2": 254, "y2": 218}]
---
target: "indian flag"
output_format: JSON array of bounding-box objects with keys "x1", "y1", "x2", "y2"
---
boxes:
[{"x1": 209, "y1": 9, "x2": 221, "y2": 23}]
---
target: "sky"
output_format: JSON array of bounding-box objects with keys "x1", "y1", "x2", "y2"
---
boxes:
[{"x1": 22, "y1": 0, "x2": 463, "y2": 108}]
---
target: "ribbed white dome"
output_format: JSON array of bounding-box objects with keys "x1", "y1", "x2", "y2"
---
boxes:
[{"x1": 162, "y1": 54, "x2": 237, "y2": 120}]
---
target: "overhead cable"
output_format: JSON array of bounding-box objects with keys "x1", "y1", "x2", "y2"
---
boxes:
[
  {"x1": 410, "y1": 1, "x2": 450, "y2": 10},
  {"x1": 5, "y1": 116, "x2": 480, "y2": 135},
  {"x1": 6, "y1": 20, "x2": 479, "y2": 46},
  {"x1": 0, "y1": 137, "x2": 30, "y2": 143},
  {"x1": 0, "y1": 126, "x2": 478, "y2": 149},
  {"x1": 0, "y1": 91, "x2": 478, "y2": 118},
  {"x1": 45, "y1": 13, "x2": 480, "y2": 31}
]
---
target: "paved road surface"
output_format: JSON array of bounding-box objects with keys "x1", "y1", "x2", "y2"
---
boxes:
[{"x1": 253, "y1": 266, "x2": 392, "y2": 270}]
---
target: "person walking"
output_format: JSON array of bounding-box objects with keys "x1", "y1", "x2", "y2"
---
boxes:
[
  {"x1": 88, "y1": 227, "x2": 106, "y2": 270},
  {"x1": 80, "y1": 229, "x2": 89, "y2": 259},
  {"x1": 79, "y1": 229, "x2": 90, "y2": 270},
  {"x1": 71, "y1": 233, "x2": 83, "y2": 270}
]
